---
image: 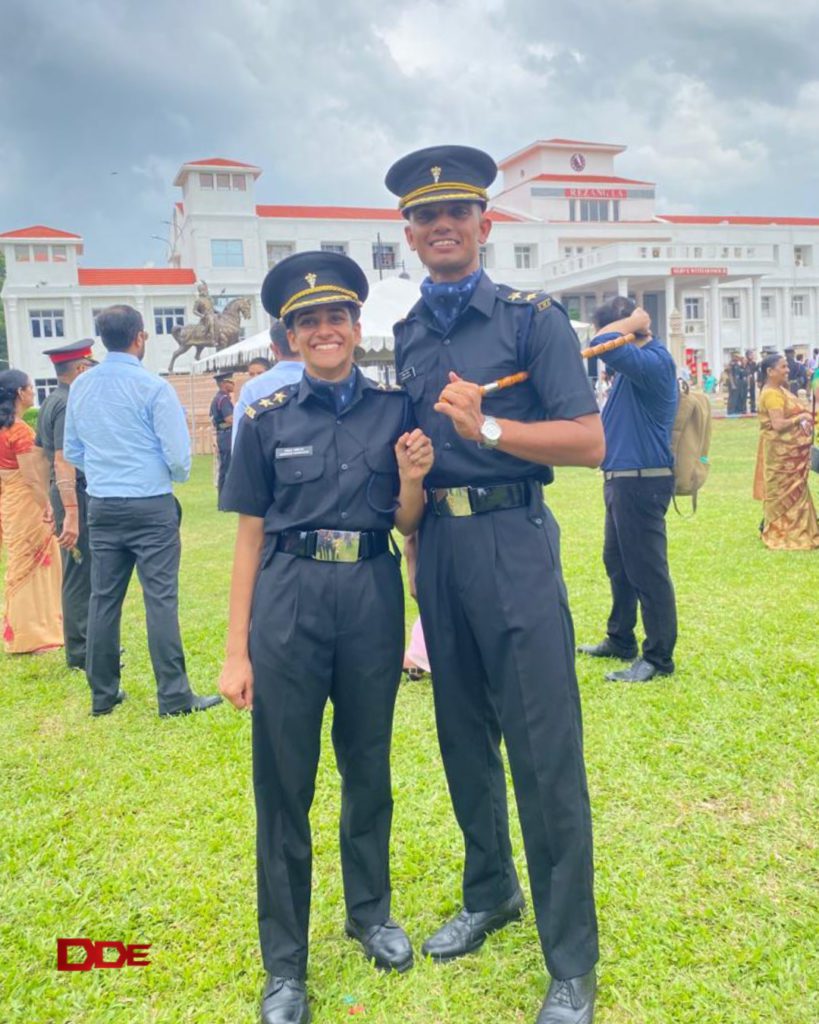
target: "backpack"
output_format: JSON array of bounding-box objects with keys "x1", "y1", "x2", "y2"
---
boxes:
[{"x1": 671, "y1": 379, "x2": 712, "y2": 514}]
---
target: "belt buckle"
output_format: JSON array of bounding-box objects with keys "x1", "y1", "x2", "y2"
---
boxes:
[
  {"x1": 314, "y1": 528, "x2": 360, "y2": 562},
  {"x1": 436, "y1": 487, "x2": 473, "y2": 517}
]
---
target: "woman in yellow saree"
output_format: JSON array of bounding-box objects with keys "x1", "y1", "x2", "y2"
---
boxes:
[
  {"x1": 753, "y1": 353, "x2": 819, "y2": 550},
  {"x1": 0, "y1": 370, "x2": 63, "y2": 653}
]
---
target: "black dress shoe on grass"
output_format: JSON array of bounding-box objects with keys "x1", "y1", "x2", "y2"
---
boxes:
[
  {"x1": 422, "y1": 889, "x2": 525, "y2": 961},
  {"x1": 536, "y1": 968, "x2": 596, "y2": 1023},
  {"x1": 577, "y1": 638, "x2": 637, "y2": 660},
  {"x1": 160, "y1": 694, "x2": 223, "y2": 718},
  {"x1": 260, "y1": 975, "x2": 309, "y2": 1024},
  {"x1": 605, "y1": 658, "x2": 671, "y2": 683},
  {"x1": 345, "y1": 917, "x2": 413, "y2": 972},
  {"x1": 91, "y1": 690, "x2": 127, "y2": 716}
]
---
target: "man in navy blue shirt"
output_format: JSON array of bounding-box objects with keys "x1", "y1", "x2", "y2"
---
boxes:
[{"x1": 578, "y1": 297, "x2": 679, "y2": 682}]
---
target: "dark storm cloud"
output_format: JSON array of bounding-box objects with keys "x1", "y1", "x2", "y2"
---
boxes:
[{"x1": 1, "y1": 0, "x2": 817, "y2": 265}]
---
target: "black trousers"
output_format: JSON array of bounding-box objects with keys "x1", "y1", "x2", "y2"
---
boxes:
[
  {"x1": 416, "y1": 502, "x2": 598, "y2": 981},
  {"x1": 85, "y1": 494, "x2": 194, "y2": 714},
  {"x1": 216, "y1": 433, "x2": 231, "y2": 509},
  {"x1": 250, "y1": 549, "x2": 404, "y2": 979},
  {"x1": 52, "y1": 486, "x2": 91, "y2": 669},
  {"x1": 602, "y1": 475, "x2": 677, "y2": 673}
]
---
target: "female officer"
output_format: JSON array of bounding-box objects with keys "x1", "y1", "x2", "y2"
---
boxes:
[{"x1": 218, "y1": 251, "x2": 433, "y2": 1024}]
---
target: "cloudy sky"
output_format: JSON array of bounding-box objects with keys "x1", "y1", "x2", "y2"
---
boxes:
[{"x1": 2, "y1": 0, "x2": 818, "y2": 266}]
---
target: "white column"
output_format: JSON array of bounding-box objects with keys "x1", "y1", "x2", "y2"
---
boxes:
[
  {"x1": 635, "y1": 288, "x2": 645, "y2": 308},
  {"x1": 709, "y1": 277, "x2": 721, "y2": 372},
  {"x1": 664, "y1": 276, "x2": 676, "y2": 341},
  {"x1": 751, "y1": 277, "x2": 762, "y2": 353},
  {"x1": 781, "y1": 286, "x2": 792, "y2": 349},
  {"x1": 616, "y1": 276, "x2": 629, "y2": 297}
]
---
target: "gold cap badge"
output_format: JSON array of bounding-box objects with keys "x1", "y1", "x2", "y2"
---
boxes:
[
  {"x1": 430, "y1": 166, "x2": 442, "y2": 183},
  {"x1": 305, "y1": 273, "x2": 317, "y2": 288}
]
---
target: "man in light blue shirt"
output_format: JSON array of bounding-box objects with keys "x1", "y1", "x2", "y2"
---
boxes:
[
  {"x1": 231, "y1": 321, "x2": 304, "y2": 448},
  {"x1": 64, "y1": 304, "x2": 222, "y2": 719}
]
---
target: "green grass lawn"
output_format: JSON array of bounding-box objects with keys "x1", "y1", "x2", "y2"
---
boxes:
[{"x1": 1, "y1": 418, "x2": 817, "y2": 1024}]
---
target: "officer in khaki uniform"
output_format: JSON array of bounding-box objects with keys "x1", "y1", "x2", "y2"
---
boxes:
[
  {"x1": 386, "y1": 146, "x2": 604, "y2": 1024},
  {"x1": 219, "y1": 251, "x2": 434, "y2": 1024},
  {"x1": 35, "y1": 340, "x2": 96, "y2": 669}
]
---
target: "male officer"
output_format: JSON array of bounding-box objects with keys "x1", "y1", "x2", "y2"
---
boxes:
[
  {"x1": 210, "y1": 371, "x2": 235, "y2": 507},
  {"x1": 219, "y1": 252, "x2": 432, "y2": 1024},
  {"x1": 386, "y1": 146, "x2": 604, "y2": 1024},
  {"x1": 36, "y1": 340, "x2": 96, "y2": 669}
]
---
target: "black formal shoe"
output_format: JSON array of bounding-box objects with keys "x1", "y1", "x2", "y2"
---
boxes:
[
  {"x1": 536, "y1": 968, "x2": 596, "y2": 1024},
  {"x1": 577, "y1": 638, "x2": 637, "y2": 660},
  {"x1": 91, "y1": 690, "x2": 127, "y2": 716},
  {"x1": 345, "y1": 917, "x2": 414, "y2": 972},
  {"x1": 421, "y1": 890, "x2": 525, "y2": 961},
  {"x1": 260, "y1": 975, "x2": 309, "y2": 1024},
  {"x1": 605, "y1": 657, "x2": 672, "y2": 683},
  {"x1": 159, "y1": 693, "x2": 223, "y2": 718}
]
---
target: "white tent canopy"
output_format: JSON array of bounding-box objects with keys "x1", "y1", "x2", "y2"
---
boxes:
[{"x1": 191, "y1": 329, "x2": 273, "y2": 373}]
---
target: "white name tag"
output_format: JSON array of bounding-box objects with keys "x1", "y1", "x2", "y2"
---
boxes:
[{"x1": 275, "y1": 446, "x2": 314, "y2": 459}]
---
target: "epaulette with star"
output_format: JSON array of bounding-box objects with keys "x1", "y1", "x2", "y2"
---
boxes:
[
  {"x1": 244, "y1": 384, "x2": 298, "y2": 420},
  {"x1": 364, "y1": 378, "x2": 406, "y2": 394},
  {"x1": 496, "y1": 284, "x2": 554, "y2": 313}
]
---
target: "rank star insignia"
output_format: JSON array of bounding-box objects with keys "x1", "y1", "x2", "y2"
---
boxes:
[
  {"x1": 272, "y1": 391, "x2": 288, "y2": 404},
  {"x1": 431, "y1": 165, "x2": 442, "y2": 183},
  {"x1": 258, "y1": 398, "x2": 274, "y2": 408},
  {"x1": 508, "y1": 291, "x2": 522, "y2": 301},
  {"x1": 525, "y1": 292, "x2": 539, "y2": 301},
  {"x1": 305, "y1": 273, "x2": 317, "y2": 288}
]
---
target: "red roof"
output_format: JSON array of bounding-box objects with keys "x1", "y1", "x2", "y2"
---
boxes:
[
  {"x1": 658, "y1": 215, "x2": 819, "y2": 226},
  {"x1": 533, "y1": 173, "x2": 654, "y2": 185},
  {"x1": 78, "y1": 268, "x2": 197, "y2": 286},
  {"x1": 0, "y1": 224, "x2": 82, "y2": 240},
  {"x1": 256, "y1": 204, "x2": 525, "y2": 222},
  {"x1": 187, "y1": 158, "x2": 258, "y2": 169}
]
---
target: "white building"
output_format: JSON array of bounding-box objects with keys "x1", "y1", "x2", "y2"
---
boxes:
[{"x1": 3, "y1": 141, "x2": 819, "y2": 400}]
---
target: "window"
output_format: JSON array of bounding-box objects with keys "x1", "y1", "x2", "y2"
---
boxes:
[
  {"x1": 794, "y1": 245, "x2": 811, "y2": 266},
  {"x1": 684, "y1": 297, "x2": 702, "y2": 320},
  {"x1": 267, "y1": 241, "x2": 295, "y2": 267},
  {"x1": 52, "y1": 245, "x2": 67, "y2": 262},
  {"x1": 34, "y1": 377, "x2": 59, "y2": 405},
  {"x1": 321, "y1": 242, "x2": 348, "y2": 255},
  {"x1": 15, "y1": 246, "x2": 30, "y2": 262},
  {"x1": 91, "y1": 308, "x2": 105, "y2": 334},
  {"x1": 514, "y1": 244, "x2": 535, "y2": 269},
  {"x1": 612, "y1": 200, "x2": 620, "y2": 222},
  {"x1": 216, "y1": 173, "x2": 231, "y2": 190},
  {"x1": 693, "y1": 247, "x2": 703, "y2": 258},
  {"x1": 761, "y1": 295, "x2": 773, "y2": 317},
  {"x1": 211, "y1": 239, "x2": 244, "y2": 267},
  {"x1": 479, "y1": 244, "x2": 494, "y2": 269},
  {"x1": 722, "y1": 297, "x2": 739, "y2": 320},
  {"x1": 792, "y1": 294, "x2": 806, "y2": 317},
  {"x1": 232, "y1": 174, "x2": 247, "y2": 191},
  {"x1": 29, "y1": 309, "x2": 65, "y2": 339},
  {"x1": 372, "y1": 242, "x2": 399, "y2": 270},
  {"x1": 154, "y1": 307, "x2": 186, "y2": 334},
  {"x1": 200, "y1": 173, "x2": 214, "y2": 189},
  {"x1": 33, "y1": 245, "x2": 49, "y2": 262}
]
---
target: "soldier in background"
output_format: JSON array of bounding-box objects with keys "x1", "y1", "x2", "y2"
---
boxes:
[
  {"x1": 210, "y1": 371, "x2": 234, "y2": 508},
  {"x1": 36, "y1": 340, "x2": 96, "y2": 669}
]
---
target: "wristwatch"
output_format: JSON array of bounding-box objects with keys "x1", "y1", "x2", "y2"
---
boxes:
[{"x1": 479, "y1": 415, "x2": 502, "y2": 448}]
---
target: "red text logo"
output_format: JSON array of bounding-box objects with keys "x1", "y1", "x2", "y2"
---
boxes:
[{"x1": 56, "y1": 938, "x2": 151, "y2": 971}]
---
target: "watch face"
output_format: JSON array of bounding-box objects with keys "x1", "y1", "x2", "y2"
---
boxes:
[
  {"x1": 481, "y1": 416, "x2": 502, "y2": 442},
  {"x1": 570, "y1": 152, "x2": 586, "y2": 172}
]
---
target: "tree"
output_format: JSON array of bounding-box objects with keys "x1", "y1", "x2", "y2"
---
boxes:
[{"x1": 0, "y1": 252, "x2": 8, "y2": 369}]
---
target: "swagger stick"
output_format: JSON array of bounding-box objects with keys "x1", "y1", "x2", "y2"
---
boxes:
[{"x1": 580, "y1": 332, "x2": 637, "y2": 359}]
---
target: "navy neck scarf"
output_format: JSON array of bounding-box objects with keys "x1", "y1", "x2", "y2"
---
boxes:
[
  {"x1": 305, "y1": 368, "x2": 357, "y2": 414},
  {"x1": 420, "y1": 267, "x2": 483, "y2": 334}
]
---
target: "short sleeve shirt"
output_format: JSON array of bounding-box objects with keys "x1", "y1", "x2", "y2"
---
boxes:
[
  {"x1": 393, "y1": 271, "x2": 597, "y2": 488},
  {"x1": 221, "y1": 367, "x2": 415, "y2": 537}
]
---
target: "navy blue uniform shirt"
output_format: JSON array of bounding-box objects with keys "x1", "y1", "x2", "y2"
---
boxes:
[
  {"x1": 394, "y1": 271, "x2": 598, "y2": 488},
  {"x1": 221, "y1": 366, "x2": 414, "y2": 536},
  {"x1": 600, "y1": 335, "x2": 678, "y2": 471}
]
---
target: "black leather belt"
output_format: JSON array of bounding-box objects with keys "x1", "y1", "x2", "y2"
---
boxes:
[
  {"x1": 276, "y1": 528, "x2": 389, "y2": 562},
  {"x1": 426, "y1": 481, "x2": 531, "y2": 517}
]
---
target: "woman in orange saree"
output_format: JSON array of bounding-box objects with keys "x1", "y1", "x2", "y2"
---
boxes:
[
  {"x1": 753, "y1": 353, "x2": 819, "y2": 551},
  {"x1": 0, "y1": 370, "x2": 63, "y2": 653}
]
